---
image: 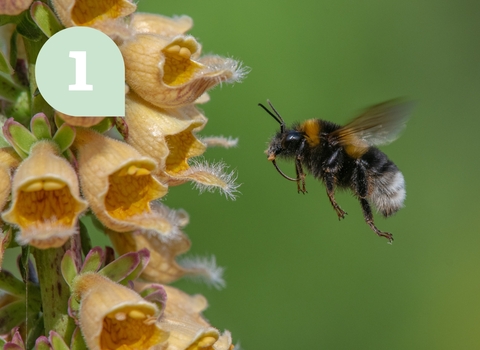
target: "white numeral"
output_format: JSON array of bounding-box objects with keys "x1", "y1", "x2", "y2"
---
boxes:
[{"x1": 69, "y1": 51, "x2": 93, "y2": 91}]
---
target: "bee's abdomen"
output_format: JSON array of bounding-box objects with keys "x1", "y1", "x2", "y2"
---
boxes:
[{"x1": 368, "y1": 168, "x2": 406, "y2": 217}]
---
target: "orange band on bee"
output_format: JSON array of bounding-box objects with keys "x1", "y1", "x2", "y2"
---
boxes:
[
  {"x1": 300, "y1": 119, "x2": 321, "y2": 146},
  {"x1": 344, "y1": 144, "x2": 369, "y2": 158}
]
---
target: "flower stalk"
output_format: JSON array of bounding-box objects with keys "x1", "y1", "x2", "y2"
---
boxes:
[
  {"x1": 33, "y1": 245, "x2": 76, "y2": 341},
  {"x1": 22, "y1": 29, "x2": 53, "y2": 120}
]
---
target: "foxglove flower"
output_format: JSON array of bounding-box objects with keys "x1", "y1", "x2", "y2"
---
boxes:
[
  {"x1": 73, "y1": 273, "x2": 168, "y2": 350},
  {"x1": 73, "y1": 128, "x2": 168, "y2": 234},
  {"x1": 2, "y1": 141, "x2": 88, "y2": 248}
]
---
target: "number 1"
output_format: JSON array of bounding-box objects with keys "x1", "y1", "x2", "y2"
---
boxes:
[{"x1": 69, "y1": 51, "x2": 93, "y2": 91}]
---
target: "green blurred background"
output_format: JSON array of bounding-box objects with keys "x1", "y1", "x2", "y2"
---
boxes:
[
  {"x1": 5, "y1": 0, "x2": 480, "y2": 349},
  {"x1": 136, "y1": 1, "x2": 480, "y2": 349}
]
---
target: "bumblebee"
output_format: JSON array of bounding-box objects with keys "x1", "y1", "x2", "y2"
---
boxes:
[{"x1": 259, "y1": 100, "x2": 413, "y2": 242}]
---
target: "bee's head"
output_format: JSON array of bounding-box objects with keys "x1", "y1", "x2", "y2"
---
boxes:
[
  {"x1": 266, "y1": 129, "x2": 304, "y2": 160},
  {"x1": 259, "y1": 100, "x2": 304, "y2": 183},
  {"x1": 259, "y1": 100, "x2": 303, "y2": 161}
]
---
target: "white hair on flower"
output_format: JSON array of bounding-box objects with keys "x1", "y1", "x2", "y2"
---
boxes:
[
  {"x1": 179, "y1": 255, "x2": 226, "y2": 289},
  {"x1": 187, "y1": 159, "x2": 241, "y2": 200}
]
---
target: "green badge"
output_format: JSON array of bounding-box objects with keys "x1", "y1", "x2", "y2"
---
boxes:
[{"x1": 36, "y1": 27, "x2": 125, "y2": 117}]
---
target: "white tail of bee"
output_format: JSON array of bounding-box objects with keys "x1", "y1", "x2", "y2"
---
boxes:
[{"x1": 370, "y1": 170, "x2": 406, "y2": 217}]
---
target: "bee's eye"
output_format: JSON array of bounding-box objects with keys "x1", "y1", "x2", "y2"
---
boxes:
[{"x1": 285, "y1": 132, "x2": 302, "y2": 143}]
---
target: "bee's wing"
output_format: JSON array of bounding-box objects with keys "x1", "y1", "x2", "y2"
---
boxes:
[{"x1": 331, "y1": 100, "x2": 414, "y2": 151}]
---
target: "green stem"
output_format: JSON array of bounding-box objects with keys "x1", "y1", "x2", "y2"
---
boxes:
[
  {"x1": 33, "y1": 246, "x2": 75, "y2": 341},
  {"x1": 22, "y1": 36, "x2": 53, "y2": 120}
]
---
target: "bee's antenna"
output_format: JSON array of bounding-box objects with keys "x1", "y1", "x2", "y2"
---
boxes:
[{"x1": 258, "y1": 100, "x2": 286, "y2": 133}]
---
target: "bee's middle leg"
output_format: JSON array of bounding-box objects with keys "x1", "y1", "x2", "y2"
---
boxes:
[
  {"x1": 324, "y1": 172, "x2": 347, "y2": 220},
  {"x1": 295, "y1": 141, "x2": 307, "y2": 194}
]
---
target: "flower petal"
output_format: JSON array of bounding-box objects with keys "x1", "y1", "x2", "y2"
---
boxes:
[
  {"x1": 51, "y1": 0, "x2": 136, "y2": 27},
  {"x1": 121, "y1": 34, "x2": 244, "y2": 108},
  {"x1": 158, "y1": 285, "x2": 234, "y2": 350},
  {"x1": 130, "y1": 13, "x2": 193, "y2": 37},
  {"x1": 55, "y1": 110, "x2": 105, "y2": 127},
  {"x1": 201, "y1": 136, "x2": 238, "y2": 149},
  {"x1": 2, "y1": 141, "x2": 88, "y2": 249},
  {"x1": 0, "y1": 0, "x2": 33, "y2": 16},
  {"x1": 124, "y1": 92, "x2": 206, "y2": 173},
  {"x1": 165, "y1": 160, "x2": 240, "y2": 200},
  {"x1": 108, "y1": 203, "x2": 225, "y2": 287},
  {"x1": 73, "y1": 129, "x2": 168, "y2": 233},
  {"x1": 0, "y1": 147, "x2": 21, "y2": 211},
  {"x1": 0, "y1": 228, "x2": 13, "y2": 270},
  {"x1": 73, "y1": 273, "x2": 168, "y2": 350},
  {"x1": 107, "y1": 202, "x2": 192, "y2": 284}
]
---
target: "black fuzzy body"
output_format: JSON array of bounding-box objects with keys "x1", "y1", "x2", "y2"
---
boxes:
[
  {"x1": 261, "y1": 99, "x2": 411, "y2": 241},
  {"x1": 273, "y1": 119, "x2": 405, "y2": 218}
]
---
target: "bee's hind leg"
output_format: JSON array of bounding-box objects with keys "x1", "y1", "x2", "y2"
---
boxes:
[
  {"x1": 324, "y1": 172, "x2": 347, "y2": 220},
  {"x1": 359, "y1": 197, "x2": 393, "y2": 242}
]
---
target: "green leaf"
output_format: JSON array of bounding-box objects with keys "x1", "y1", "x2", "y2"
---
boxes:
[
  {"x1": 70, "y1": 328, "x2": 87, "y2": 350},
  {"x1": 61, "y1": 250, "x2": 78, "y2": 288},
  {"x1": 9, "y1": 30, "x2": 17, "y2": 72},
  {"x1": 33, "y1": 337, "x2": 50, "y2": 350},
  {"x1": 0, "y1": 136, "x2": 11, "y2": 148},
  {"x1": 16, "y1": 10, "x2": 45, "y2": 42},
  {"x1": 26, "y1": 316, "x2": 45, "y2": 350},
  {"x1": 0, "y1": 270, "x2": 26, "y2": 297},
  {"x1": 0, "y1": 73, "x2": 27, "y2": 102},
  {"x1": 4, "y1": 119, "x2": 37, "y2": 156},
  {"x1": 80, "y1": 247, "x2": 104, "y2": 274},
  {"x1": 68, "y1": 293, "x2": 80, "y2": 314},
  {"x1": 90, "y1": 117, "x2": 114, "y2": 133},
  {"x1": 30, "y1": 2, "x2": 63, "y2": 38},
  {"x1": 49, "y1": 331, "x2": 70, "y2": 350},
  {"x1": 6, "y1": 89, "x2": 31, "y2": 127},
  {"x1": 98, "y1": 251, "x2": 140, "y2": 282},
  {"x1": 0, "y1": 300, "x2": 27, "y2": 334},
  {"x1": 79, "y1": 220, "x2": 92, "y2": 256},
  {"x1": 19, "y1": 245, "x2": 30, "y2": 283},
  {"x1": 121, "y1": 248, "x2": 150, "y2": 285},
  {"x1": 30, "y1": 113, "x2": 52, "y2": 140},
  {"x1": 0, "y1": 50, "x2": 14, "y2": 75},
  {"x1": 0, "y1": 14, "x2": 21, "y2": 26},
  {"x1": 54, "y1": 112, "x2": 66, "y2": 128},
  {"x1": 52, "y1": 123, "x2": 75, "y2": 153}
]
